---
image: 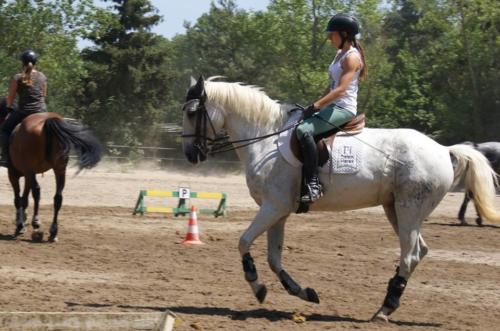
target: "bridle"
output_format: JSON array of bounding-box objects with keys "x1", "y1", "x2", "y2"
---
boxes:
[
  {"x1": 180, "y1": 94, "x2": 224, "y2": 157},
  {"x1": 181, "y1": 95, "x2": 299, "y2": 155}
]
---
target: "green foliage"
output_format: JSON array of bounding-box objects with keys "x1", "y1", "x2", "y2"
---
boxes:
[
  {"x1": 78, "y1": 0, "x2": 176, "y2": 148},
  {"x1": 0, "y1": 0, "x2": 98, "y2": 116},
  {"x1": 1, "y1": 0, "x2": 498, "y2": 152}
]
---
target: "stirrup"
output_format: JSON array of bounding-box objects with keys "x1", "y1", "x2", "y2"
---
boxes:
[{"x1": 299, "y1": 183, "x2": 323, "y2": 204}]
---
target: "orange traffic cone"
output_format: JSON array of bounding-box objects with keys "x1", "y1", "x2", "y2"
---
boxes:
[{"x1": 182, "y1": 206, "x2": 204, "y2": 245}]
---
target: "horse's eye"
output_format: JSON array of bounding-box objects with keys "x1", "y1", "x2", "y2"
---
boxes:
[{"x1": 183, "y1": 99, "x2": 200, "y2": 115}]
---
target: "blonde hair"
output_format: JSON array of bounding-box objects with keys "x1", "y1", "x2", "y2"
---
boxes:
[{"x1": 21, "y1": 62, "x2": 34, "y2": 86}]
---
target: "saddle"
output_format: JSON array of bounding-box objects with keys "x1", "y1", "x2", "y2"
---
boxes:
[{"x1": 291, "y1": 113, "x2": 366, "y2": 166}]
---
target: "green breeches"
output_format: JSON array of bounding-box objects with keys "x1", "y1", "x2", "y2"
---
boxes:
[{"x1": 296, "y1": 104, "x2": 355, "y2": 140}]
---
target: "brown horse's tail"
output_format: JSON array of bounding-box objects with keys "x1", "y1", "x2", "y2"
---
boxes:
[{"x1": 44, "y1": 118, "x2": 102, "y2": 169}]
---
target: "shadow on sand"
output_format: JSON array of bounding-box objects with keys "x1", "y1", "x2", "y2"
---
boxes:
[{"x1": 65, "y1": 302, "x2": 442, "y2": 328}]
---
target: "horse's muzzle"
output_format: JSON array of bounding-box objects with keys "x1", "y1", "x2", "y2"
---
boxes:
[{"x1": 185, "y1": 143, "x2": 207, "y2": 164}]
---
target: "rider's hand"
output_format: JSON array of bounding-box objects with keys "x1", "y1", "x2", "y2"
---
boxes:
[
  {"x1": 6, "y1": 107, "x2": 13, "y2": 112},
  {"x1": 302, "y1": 104, "x2": 319, "y2": 120}
]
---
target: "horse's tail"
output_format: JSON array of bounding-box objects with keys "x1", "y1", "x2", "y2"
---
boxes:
[
  {"x1": 44, "y1": 118, "x2": 102, "y2": 169},
  {"x1": 449, "y1": 144, "x2": 500, "y2": 222}
]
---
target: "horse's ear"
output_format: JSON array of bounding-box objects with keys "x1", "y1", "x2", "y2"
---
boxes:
[
  {"x1": 196, "y1": 75, "x2": 205, "y2": 87},
  {"x1": 190, "y1": 76, "x2": 197, "y2": 87},
  {"x1": 194, "y1": 75, "x2": 205, "y2": 95}
]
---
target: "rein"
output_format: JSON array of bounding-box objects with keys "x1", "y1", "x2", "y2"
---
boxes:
[
  {"x1": 182, "y1": 97, "x2": 406, "y2": 165},
  {"x1": 181, "y1": 98, "x2": 299, "y2": 155},
  {"x1": 209, "y1": 123, "x2": 298, "y2": 155}
]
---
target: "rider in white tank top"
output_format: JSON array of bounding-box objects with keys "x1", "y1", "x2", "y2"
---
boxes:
[
  {"x1": 328, "y1": 47, "x2": 363, "y2": 115},
  {"x1": 295, "y1": 13, "x2": 367, "y2": 205}
]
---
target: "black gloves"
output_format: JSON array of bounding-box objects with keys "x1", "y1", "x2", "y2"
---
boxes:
[{"x1": 302, "y1": 104, "x2": 319, "y2": 120}]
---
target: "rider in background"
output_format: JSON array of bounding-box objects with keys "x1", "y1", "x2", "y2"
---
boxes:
[
  {"x1": 0, "y1": 49, "x2": 47, "y2": 167},
  {"x1": 296, "y1": 14, "x2": 367, "y2": 204}
]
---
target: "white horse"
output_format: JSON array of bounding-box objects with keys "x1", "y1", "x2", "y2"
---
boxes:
[{"x1": 181, "y1": 76, "x2": 500, "y2": 322}]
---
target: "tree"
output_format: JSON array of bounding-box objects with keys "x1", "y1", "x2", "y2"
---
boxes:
[
  {"x1": 443, "y1": 0, "x2": 500, "y2": 141},
  {"x1": 0, "y1": 0, "x2": 98, "y2": 116},
  {"x1": 78, "y1": 0, "x2": 176, "y2": 148}
]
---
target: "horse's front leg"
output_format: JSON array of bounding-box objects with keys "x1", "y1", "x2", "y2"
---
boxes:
[
  {"x1": 239, "y1": 204, "x2": 287, "y2": 303},
  {"x1": 267, "y1": 217, "x2": 320, "y2": 303},
  {"x1": 8, "y1": 169, "x2": 26, "y2": 236}
]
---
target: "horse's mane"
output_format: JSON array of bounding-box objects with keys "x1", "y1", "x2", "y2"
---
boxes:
[{"x1": 204, "y1": 77, "x2": 284, "y2": 126}]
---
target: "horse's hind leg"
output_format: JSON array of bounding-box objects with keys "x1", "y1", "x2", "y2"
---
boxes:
[
  {"x1": 8, "y1": 169, "x2": 26, "y2": 236},
  {"x1": 471, "y1": 193, "x2": 483, "y2": 226},
  {"x1": 383, "y1": 202, "x2": 399, "y2": 234},
  {"x1": 373, "y1": 200, "x2": 430, "y2": 322},
  {"x1": 31, "y1": 174, "x2": 41, "y2": 230},
  {"x1": 267, "y1": 216, "x2": 319, "y2": 304},
  {"x1": 458, "y1": 191, "x2": 471, "y2": 225},
  {"x1": 49, "y1": 169, "x2": 65, "y2": 242},
  {"x1": 384, "y1": 202, "x2": 429, "y2": 260},
  {"x1": 460, "y1": 191, "x2": 483, "y2": 226},
  {"x1": 29, "y1": 174, "x2": 44, "y2": 242}
]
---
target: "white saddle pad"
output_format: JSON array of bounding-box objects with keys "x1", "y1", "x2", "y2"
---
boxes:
[
  {"x1": 276, "y1": 113, "x2": 363, "y2": 174},
  {"x1": 326, "y1": 135, "x2": 363, "y2": 174}
]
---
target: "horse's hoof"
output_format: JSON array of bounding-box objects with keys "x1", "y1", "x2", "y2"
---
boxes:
[
  {"x1": 476, "y1": 218, "x2": 483, "y2": 227},
  {"x1": 255, "y1": 284, "x2": 267, "y2": 303},
  {"x1": 31, "y1": 231, "x2": 44, "y2": 242},
  {"x1": 15, "y1": 226, "x2": 26, "y2": 237},
  {"x1": 48, "y1": 236, "x2": 58, "y2": 243},
  {"x1": 371, "y1": 309, "x2": 389, "y2": 323},
  {"x1": 305, "y1": 287, "x2": 320, "y2": 304}
]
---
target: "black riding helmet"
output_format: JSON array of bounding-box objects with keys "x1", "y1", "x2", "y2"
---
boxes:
[
  {"x1": 325, "y1": 14, "x2": 360, "y2": 36},
  {"x1": 20, "y1": 49, "x2": 38, "y2": 66},
  {"x1": 325, "y1": 14, "x2": 359, "y2": 49}
]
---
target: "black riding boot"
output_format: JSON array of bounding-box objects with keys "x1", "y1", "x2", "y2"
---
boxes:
[
  {"x1": 299, "y1": 132, "x2": 323, "y2": 203},
  {"x1": 0, "y1": 132, "x2": 9, "y2": 167}
]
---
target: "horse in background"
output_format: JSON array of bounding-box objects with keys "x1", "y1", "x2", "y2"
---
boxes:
[
  {"x1": 0, "y1": 97, "x2": 102, "y2": 242},
  {"x1": 458, "y1": 141, "x2": 500, "y2": 226},
  {"x1": 0, "y1": 98, "x2": 9, "y2": 125}
]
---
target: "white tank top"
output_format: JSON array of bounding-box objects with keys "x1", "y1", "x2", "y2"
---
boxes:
[{"x1": 328, "y1": 47, "x2": 363, "y2": 115}]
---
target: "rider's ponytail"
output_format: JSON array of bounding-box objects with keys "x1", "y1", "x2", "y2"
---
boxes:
[
  {"x1": 21, "y1": 62, "x2": 34, "y2": 86},
  {"x1": 352, "y1": 39, "x2": 367, "y2": 81}
]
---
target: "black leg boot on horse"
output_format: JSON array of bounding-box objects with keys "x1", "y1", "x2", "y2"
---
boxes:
[{"x1": 299, "y1": 132, "x2": 324, "y2": 203}]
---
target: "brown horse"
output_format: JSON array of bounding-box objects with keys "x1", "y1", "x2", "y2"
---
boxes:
[{"x1": 1, "y1": 100, "x2": 102, "y2": 241}]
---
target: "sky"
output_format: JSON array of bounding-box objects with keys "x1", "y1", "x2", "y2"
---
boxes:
[
  {"x1": 97, "y1": 0, "x2": 270, "y2": 38},
  {"x1": 152, "y1": 0, "x2": 270, "y2": 38}
]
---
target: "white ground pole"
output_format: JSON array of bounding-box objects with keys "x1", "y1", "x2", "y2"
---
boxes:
[{"x1": 0, "y1": 310, "x2": 177, "y2": 331}]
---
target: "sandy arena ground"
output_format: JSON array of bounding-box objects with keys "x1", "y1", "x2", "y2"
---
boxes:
[{"x1": 0, "y1": 161, "x2": 499, "y2": 330}]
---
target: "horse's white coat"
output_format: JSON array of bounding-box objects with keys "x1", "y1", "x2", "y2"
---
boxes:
[{"x1": 182, "y1": 79, "x2": 500, "y2": 320}]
